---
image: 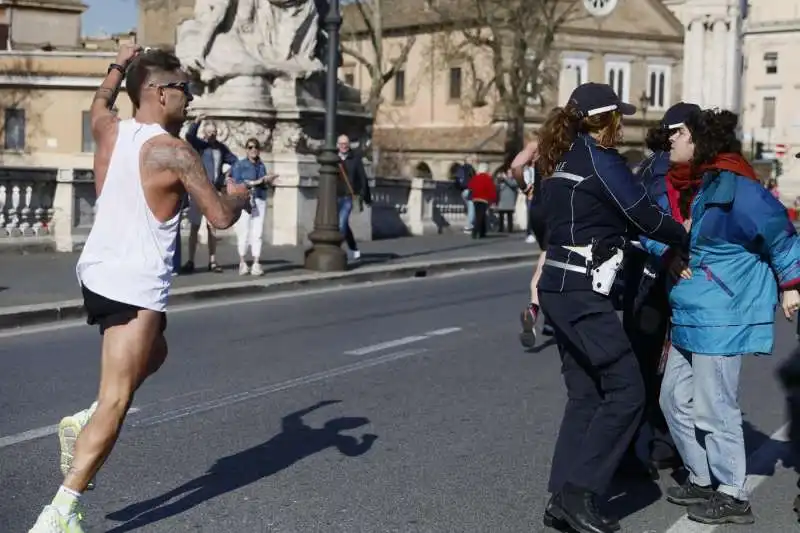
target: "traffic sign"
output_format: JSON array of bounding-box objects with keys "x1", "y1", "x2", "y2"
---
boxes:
[{"x1": 776, "y1": 143, "x2": 788, "y2": 157}]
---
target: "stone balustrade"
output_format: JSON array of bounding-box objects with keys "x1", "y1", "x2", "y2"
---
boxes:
[{"x1": 0, "y1": 167, "x2": 532, "y2": 252}]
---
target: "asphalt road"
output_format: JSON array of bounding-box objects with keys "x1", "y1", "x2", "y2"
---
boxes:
[{"x1": 0, "y1": 264, "x2": 797, "y2": 533}]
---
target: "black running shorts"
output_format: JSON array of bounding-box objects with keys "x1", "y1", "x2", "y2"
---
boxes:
[{"x1": 81, "y1": 285, "x2": 167, "y2": 335}]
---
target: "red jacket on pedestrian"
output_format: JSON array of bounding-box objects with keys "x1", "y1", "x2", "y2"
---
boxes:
[{"x1": 468, "y1": 172, "x2": 498, "y2": 204}]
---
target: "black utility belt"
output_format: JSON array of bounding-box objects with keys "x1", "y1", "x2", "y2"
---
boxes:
[{"x1": 546, "y1": 243, "x2": 625, "y2": 296}]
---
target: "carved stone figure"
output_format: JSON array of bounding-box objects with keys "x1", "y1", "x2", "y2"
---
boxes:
[
  {"x1": 176, "y1": 0, "x2": 323, "y2": 83},
  {"x1": 214, "y1": 119, "x2": 274, "y2": 152}
]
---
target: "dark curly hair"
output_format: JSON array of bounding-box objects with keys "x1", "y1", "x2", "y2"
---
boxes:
[
  {"x1": 645, "y1": 126, "x2": 671, "y2": 153},
  {"x1": 538, "y1": 104, "x2": 621, "y2": 178},
  {"x1": 685, "y1": 109, "x2": 742, "y2": 167}
]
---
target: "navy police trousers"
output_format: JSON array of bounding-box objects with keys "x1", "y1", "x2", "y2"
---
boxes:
[{"x1": 539, "y1": 289, "x2": 645, "y2": 495}]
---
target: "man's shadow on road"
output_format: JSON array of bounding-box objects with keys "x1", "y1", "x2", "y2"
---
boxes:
[{"x1": 105, "y1": 400, "x2": 377, "y2": 532}]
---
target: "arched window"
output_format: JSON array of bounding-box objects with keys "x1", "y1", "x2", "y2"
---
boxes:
[
  {"x1": 448, "y1": 162, "x2": 462, "y2": 180},
  {"x1": 415, "y1": 162, "x2": 433, "y2": 179}
]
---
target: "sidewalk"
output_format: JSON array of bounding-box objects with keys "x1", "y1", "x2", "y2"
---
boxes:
[{"x1": 0, "y1": 233, "x2": 539, "y2": 327}]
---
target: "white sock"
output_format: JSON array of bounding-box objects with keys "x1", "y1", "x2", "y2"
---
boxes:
[{"x1": 52, "y1": 485, "x2": 81, "y2": 515}]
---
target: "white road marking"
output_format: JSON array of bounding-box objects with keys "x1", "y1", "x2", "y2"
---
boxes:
[
  {"x1": 345, "y1": 336, "x2": 429, "y2": 356},
  {"x1": 664, "y1": 423, "x2": 790, "y2": 533},
  {"x1": 132, "y1": 348, "x2": 428, "y2": 428},
  {"x1": 344, "y1": 327, "x2": 462, "y2": 356},
  {"x1": 0, "y1": 407, "x2": 140, "y2": 449},
  {"x1": 0, "y1": 262, "x2": 531, "y2": 339},
  {"x1": 0, "y1": 424, "x2": 58, "y2": 448},
  {"x1": 426, "y1": 327, "x2": 462, "y2": 336}
]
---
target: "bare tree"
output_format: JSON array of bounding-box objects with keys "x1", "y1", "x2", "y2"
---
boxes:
[
  {"x1": 432, "y1": 0, "x2": 583, "y2": 163},
  {"x1": 341, "y1": 0, "x2": 416, "y2": 117}
]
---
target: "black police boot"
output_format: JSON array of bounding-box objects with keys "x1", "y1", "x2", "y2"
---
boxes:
[
  {"x1": 549, "y1": 483, "x2": 614, "y2": 533},
  {"x1": 544, "y1": 493, "x2": 620, "y2": 532}
]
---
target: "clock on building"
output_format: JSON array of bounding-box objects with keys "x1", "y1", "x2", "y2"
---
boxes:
[{"x1": 583, "y1": 0, "x2": 618, "y2": 17}]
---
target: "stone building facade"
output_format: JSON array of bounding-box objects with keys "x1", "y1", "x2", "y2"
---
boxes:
[
  {"x1": 134, "y1": 0, "x2": 685, "y2": 179},
  {"x1": 740, "y1": 0, "x2": 800, "y2": 202},
  {"x1": 0, "y1": 0, "x2": 135, "y2": 168},
  {"x1": 338, "y1": 0, "x2": 685, "y2": 178}
]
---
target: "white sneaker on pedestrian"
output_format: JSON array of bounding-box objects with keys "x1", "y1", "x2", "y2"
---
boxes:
[
  {"x1": 525, "y1": 234, "x2": 536, "y2": 244},
  {"x1": 239, "y1": 262, "x2": 250, "y2": 276},
  {"x1": 251, "y1": 262, "x2": 264, "y2": 276},
  {"x1": 350, "y1": 250, "x2": 361, "y2": 261},
  {"x1": 28, "y1": 504, "x2": 85, "y2": 533}
]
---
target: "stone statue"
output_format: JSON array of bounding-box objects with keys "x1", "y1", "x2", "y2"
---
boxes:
[{"x1": 176, "y1": 0, "x2": 323, "y2": 83}]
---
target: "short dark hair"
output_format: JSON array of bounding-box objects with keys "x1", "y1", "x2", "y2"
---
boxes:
[
  {"x1": 644, "y1": 126, "x2": 671, "y2": 153},
  {"x1": 685, "y1": 109, "x2": 741, "y2": 167},
  {"x1": 245, "y1": 137, "x2": 260, "y2": 149},
  {"x1": 126, "y1": 49, "x2": 183, "y2": 109}
]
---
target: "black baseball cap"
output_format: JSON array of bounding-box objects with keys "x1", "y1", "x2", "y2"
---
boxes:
[
  {"x1": 660, "y1": 102, "x2": 701, "y2": 130},
  {"x1": 567, "y1": 82, "x2": 636, "y2": 117}
]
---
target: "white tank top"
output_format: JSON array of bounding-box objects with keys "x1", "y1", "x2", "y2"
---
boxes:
[{"x1": 76, "y1": 119, "x2": 181, "y2": 312}]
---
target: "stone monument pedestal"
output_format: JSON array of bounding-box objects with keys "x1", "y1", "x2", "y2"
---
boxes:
[
  {"x1": 175, "y1": 0, "x2": 371, "y2": 248},
  {"x1": 185, "y1": 73, "x2": 369, "y2": 247}
]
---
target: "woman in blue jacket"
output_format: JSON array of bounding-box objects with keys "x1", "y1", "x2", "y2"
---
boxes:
[{"x1": 652, "y1": 109, "x2": 800, "y2": 525}]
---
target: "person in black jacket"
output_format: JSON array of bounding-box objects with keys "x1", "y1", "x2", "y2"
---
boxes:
[
  {"x1": 779, "y1": 343, "x2": 800, "y2": 522},
  {"x1": 536, "y1": 83, "x2": 689, "y2": 533},
  {"x1": 619, "y1": 102, "x2": 699, "y2": 478},
  {"x1": 337, "y1": 134, "x2": 372, "y2": 261}
]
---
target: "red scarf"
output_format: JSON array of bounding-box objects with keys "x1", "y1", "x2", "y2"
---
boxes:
[{"x1": 665, "y1": 153, "x2": 757, "y2": 222}]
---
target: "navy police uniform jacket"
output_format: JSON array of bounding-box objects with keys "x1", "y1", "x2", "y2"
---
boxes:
[
  {"x1": 539, "y1": 134, "x2": 687, "y2": 293},
  {"x1": 635, "y1": 150, "x2": 670, "y2": 201}
]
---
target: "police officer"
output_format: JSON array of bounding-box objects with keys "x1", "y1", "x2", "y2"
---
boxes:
[
  {"x1": 620, "y1": 102, "x2": 700, "y2": 477},
  {"x1": 536, "y1": 83, "x2": 689, "y2": 533}
]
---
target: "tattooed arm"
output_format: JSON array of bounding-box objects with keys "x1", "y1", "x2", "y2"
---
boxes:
[
  {"x1": 143, "y1": 136, "x2": 250, "y2": 229},
  {"x1": 92, "y1": 44, "x2": 141, "y2": 196}
]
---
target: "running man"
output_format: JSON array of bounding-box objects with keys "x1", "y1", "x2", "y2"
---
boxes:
[{"x1": 28, "y1": 45, "x2": 250, "y2": 533}]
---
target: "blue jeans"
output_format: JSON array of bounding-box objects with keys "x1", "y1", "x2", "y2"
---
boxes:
[
  {"x1": 337, "y1": 196, "x2": 358, "y2": 251},
  {"x1": 660, "y1": 345, "x2": 747, "y2": 500},
  {"x1": 461, "y1": 188, "x2": 475, "y2": 228}
]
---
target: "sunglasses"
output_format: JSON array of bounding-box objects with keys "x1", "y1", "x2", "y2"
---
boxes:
[
  {"x1": 149, "y1": 81, "x2": 193, "y2": 101},
  {"x1": 246, "y1": 145, "x2": 259, "y2": 150}
]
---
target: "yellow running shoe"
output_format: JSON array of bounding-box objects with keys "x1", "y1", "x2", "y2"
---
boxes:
[
  {"x1": 28, "y1": 504, "x2": 85, "y2": 533},
  {"x1": 58, "y1": 402, "x2": 97, "y2": 490}
]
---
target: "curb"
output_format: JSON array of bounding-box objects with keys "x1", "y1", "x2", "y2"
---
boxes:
[{"x1": 0, "y1": 251, "x2": 539, "y2": 331}]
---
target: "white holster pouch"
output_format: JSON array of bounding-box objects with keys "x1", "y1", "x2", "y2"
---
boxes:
[
  {"x1": 561, "y1": 243, "x2": 625, "y2": 296},
  {"x1": 590, "y1": 247, "x2": 625, "y2": 296}
]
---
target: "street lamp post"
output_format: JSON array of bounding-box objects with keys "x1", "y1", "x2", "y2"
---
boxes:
[{"x1": 305, "y1": 0, "x2": 347, "y2": 272}]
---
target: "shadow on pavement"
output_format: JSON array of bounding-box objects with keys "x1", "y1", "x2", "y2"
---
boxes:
[
  {"x1": 105, "y1": 400, "x2": 377, "y2": 532},
  {"x1": 605, "y1": 477, "x2": 663, "y2": 522},
  {"x1": 742, "y1": 419, "x2": 791, "y2": 477},
  {"x1": 527, "y1": 338, "x2": 557, "y2": 354}
]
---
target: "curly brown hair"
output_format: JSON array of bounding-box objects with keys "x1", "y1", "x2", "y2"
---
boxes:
[
  {"x1": 537, "y1": 104, "x2": 622, "y2": 178},
  {"x1": 645, "y1": 126, "x2": 671, "y2": 153},
  {"x1": 684, "y1": 109, "x2": 742, "y2": 166}
]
